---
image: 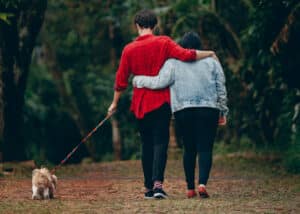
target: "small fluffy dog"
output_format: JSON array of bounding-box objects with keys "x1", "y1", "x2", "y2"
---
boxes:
[{"x1": 32, "y1": 168, "x2": 57, "y2": 200}]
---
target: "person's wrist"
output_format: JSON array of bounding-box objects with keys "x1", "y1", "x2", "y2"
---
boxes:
[{"x1": 132, "y1": 78, "x2": 137, "y2": 87}]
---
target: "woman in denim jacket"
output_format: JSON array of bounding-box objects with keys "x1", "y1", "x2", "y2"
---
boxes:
[{"x1": 133, "y1": 32, "x2": 228, "y2": 199}]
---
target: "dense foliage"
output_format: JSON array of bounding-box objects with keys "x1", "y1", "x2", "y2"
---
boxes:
[{"x1": 1, "y1": 0, "x2": 299, "y2": 172}]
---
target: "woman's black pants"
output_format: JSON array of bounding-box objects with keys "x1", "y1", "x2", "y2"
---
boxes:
[
  {"x1": 138, "y1": 103, "x2": 171, "y2": 189},
  {"x1": 174, "y1": 107, "x2": 219, "y2": 190}
]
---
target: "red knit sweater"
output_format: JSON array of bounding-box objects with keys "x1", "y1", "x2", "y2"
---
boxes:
[{"x1": 114, "y1": 34, "x2": 196, "y2": 119}]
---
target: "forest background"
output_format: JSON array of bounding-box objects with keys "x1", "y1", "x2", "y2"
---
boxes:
[{"x1": 0, "y1": 0, "x2": 299, "y2": 173}]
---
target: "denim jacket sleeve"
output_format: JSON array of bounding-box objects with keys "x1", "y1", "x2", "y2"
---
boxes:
[
  {"x1": 132, "y1": 60, "x2": 175, "y2": 89},
  {"x1": 214, "y1": 60, "x2": 229, "y2": 116}
]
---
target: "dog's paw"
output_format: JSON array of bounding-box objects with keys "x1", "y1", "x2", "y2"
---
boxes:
[
  {"x1": 44, "y1": 195, "x2": 50, "y2": 200},
  {"x1": 49, "y1": 194, "x2": 54, "y2": 199},
  {"x1": 32, "y1": 194, "x2": 41, "y2": 200}
]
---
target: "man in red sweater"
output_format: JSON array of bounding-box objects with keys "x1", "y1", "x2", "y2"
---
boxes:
[{"x1": 108, "y1": 9, "x2": 216, "y2": 199}]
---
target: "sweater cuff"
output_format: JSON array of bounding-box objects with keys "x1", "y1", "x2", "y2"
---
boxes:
[
  {"x1": 114, "y1": 84, "x2": 127, "y2": 91},
  {"x1": 192, "y1": 49, "x2": 197, "y2": 60}
]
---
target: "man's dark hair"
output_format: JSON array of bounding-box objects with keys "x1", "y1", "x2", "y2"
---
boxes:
[
  {"x1": 179, "y1": 32, "x2": 202, "y2": 50},
  {"x1": 134, "y1": 9, "x2": 158, "y2": 29}
]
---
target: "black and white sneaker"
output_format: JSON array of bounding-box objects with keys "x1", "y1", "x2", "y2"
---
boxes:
[
  {"x1": 144, "y1": 190, "x2": 154, "y2": 199},
  {"x1": 153, "y1": 188, "x2": 168, "y2": 199}
]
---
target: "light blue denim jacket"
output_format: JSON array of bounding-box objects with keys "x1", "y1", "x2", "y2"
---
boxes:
[{"x1": 132, "y1": 57, "x2": 229, "y2": 115}]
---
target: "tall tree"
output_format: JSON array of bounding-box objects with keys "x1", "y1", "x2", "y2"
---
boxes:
[{"x1": 0, "y1": 0, "x2": 47, "y2": 161}]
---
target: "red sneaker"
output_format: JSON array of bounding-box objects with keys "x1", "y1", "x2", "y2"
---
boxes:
[
  {"x1": 187, "y1": 189, "x2": 197, "y2": 198},
  {"x1": 198, "y1": 186, "x2": 209, "y2": 198}
]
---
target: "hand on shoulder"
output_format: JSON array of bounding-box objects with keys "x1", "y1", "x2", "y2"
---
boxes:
[{"x1": 218, "y1": 116, "x2": 227, "y2": 126}]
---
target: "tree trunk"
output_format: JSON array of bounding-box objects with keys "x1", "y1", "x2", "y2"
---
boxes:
[
  {"x1": 211, "y1": 0, "x2": 217, "y2": 12},
  {"x1": 111, "y1": 117, "x2": 121, "y2": 160},
  {"x1": 0, "y1": 0, "x2": 47, "y2": 161},
  {"x1": 0, "y1": 72, "x2": 3, "y2": 161},
  {"x1": 108, "y1": 21, "x2": 122, "y2": 160},
  {"x1": 0, "y1": 28, "x2": 6, "y2": 162},
  {"x1": 0, "y1": 15, "x2": 25, "y2": 161}
]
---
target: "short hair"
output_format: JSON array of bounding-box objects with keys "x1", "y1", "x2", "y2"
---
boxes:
[
  {"x1": 179, "y1": 32, "x2": 202, "y2": 50},
  {"x1": 134, "y1": 9, "x2": 158, "y2": 29}
]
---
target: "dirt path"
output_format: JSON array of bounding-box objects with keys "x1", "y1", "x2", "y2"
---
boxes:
[{"x1": 1, "y1": 158, "x2": 300, "y2": 213}]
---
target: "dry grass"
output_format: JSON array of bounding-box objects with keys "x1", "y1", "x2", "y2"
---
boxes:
[{"x1": 0, "y1": 153, "x2": 300, "y2": 214}]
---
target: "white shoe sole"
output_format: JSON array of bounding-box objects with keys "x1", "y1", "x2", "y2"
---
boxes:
[{"x1": 154, "y1": 193, "x2": 168, "y2": 199}]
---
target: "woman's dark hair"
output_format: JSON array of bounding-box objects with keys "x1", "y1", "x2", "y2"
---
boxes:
[
  {"x1": 134, "y1": 9, "x2": 158, "y2": 29},
  {"x1": 179, "y1": 32, "x2": 202, "y2": 50}
]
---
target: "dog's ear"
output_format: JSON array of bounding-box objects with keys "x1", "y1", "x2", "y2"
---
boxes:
[
  {"x1": 52, "y1": 175, "x2": 57, "y2": 187},
  {"x1": 40, "y1": 167, "x2": 47, "y2": 171},
  {"x1": 32, "y1": 169, "x2": 39, "y2": 176},
  {"x1": 52, "y1": 174, "x2": 57, "y2": 181}
]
